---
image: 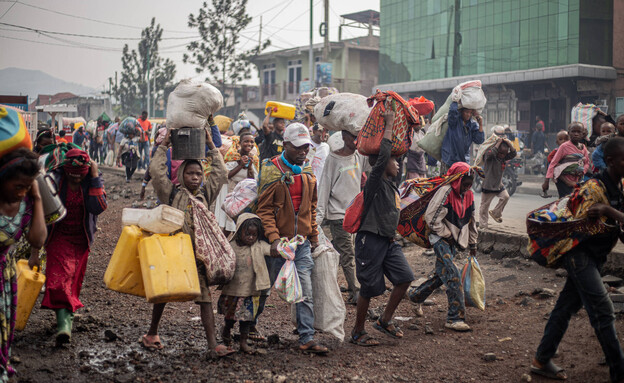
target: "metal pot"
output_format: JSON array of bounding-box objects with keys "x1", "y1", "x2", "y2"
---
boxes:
[{"x1": 35, "y1": 171, "x2": 66, "y2": 224}]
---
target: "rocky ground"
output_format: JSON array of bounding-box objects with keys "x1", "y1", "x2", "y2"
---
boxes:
[{"x1": 10, "y1": 170, "x2": 624, "y2": 383}]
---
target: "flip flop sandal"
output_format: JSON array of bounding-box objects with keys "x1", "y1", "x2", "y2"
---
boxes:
[
  {"x1": 299, "y1": 341, "x2": 329, "y2": 355},
  {"x1": 248, "y1": 331, "x2": 266, "y2": 342},
  {"x1": 214, "y1": 344, "x2": 236, "y2": 358},
  {"x1": 349, "y1": 331, "x2": 379, "y2": 347},
  {"x1": 373, "y1": 319, "x2": 403, "y2": 339},
  {"x1": 530, "y1": 360, "x2": 567, "y2": 380},
  {"x1": 140, "y1": 334, "x2": 164, "y2": 350}
]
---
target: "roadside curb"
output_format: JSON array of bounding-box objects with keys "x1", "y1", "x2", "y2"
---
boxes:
[{"x1": 479, "y1": 228, "x2": 624, "y2": 277}]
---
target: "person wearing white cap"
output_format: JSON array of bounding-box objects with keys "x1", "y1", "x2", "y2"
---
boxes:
[{"x1": 256, "y1": 122, "x2": 329, "y2": 354}]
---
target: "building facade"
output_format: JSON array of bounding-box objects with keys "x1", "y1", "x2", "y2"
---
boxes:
[
  {"x1": 247, "y1": 35, "x2": 379, "y2": 117},
  {"x1": 378, "y1": 0, "x2": 621, "y2": 140}
]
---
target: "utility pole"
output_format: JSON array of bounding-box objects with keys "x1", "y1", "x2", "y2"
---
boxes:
[
  {"x1": 322, "y1": 0, "x2": 329, "y2": 61},
  {"x1": 452, "y1": 0, "x2": 461, "y2": 77},
  {"x1": 259, "y1": 16, "x2": 262, "y2": 47},
  {"x1": 146, "y1": 43, "x2": 151, "y2": 116},
  {"x1": 309, "y1": 0, "x2": 314, "y2": 87}
]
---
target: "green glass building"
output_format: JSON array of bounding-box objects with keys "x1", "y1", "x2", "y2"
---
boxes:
[{"x1": 378, "y1": 0, "x2": 621, "y2": 134}]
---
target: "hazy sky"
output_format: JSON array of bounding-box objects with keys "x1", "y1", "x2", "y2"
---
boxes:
[{"x1": 0, "y1": 0, "x2": 380, "y2": 92}]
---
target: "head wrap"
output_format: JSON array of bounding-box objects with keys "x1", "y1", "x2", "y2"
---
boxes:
[
  {"x1": 155, "y1": 127, "x2": 168, "y2": 145},
  {"x1": 62, "y1": 149, "x2": 90, "y2": 177},
  {"x1": 445, "y1": 162, "x2": 476, "y2": 219}
]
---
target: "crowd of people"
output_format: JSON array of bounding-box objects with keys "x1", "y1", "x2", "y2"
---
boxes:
[{"x1": 2, "y1": 95, "x2": 624, "y2": 382}]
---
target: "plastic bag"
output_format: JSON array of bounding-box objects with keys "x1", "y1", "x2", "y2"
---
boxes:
[
  {"x1": 310, "y1": 230, "x2": 346, "y2": 340},
  {"x1": 166, "y1": 79, "x2": 223, "y2": 130},
  {"x1": 314, "y1": 93, "x2": 371, "y2": 135},
  {"x1": 461, "y1": 256, "x2": 485, "y2": 310},
  {"x1": 273, "y1": 235, "x2": 305, "y2": 303},
  {"x1": 222, "y1": 178, "x2": 258, "y2": 219},
  {"x1": 570, "y1": 103, "x2": 599, "y2": 132},
  {"x1": 105, "y1": 149, "x2": 115, "y2": 166}
]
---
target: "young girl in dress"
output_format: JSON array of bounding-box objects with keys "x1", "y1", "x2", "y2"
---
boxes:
[
  {"x1": 218, "y1": 213, "x2": 271, "y2": 353},
  {"x1": 215, "y1": 132, "x2": 258, "y2": 236}
]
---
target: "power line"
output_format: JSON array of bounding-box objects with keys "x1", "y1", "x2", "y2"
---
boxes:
[
  {"x1": 265, "y1": 0, "x2": 323, "y2": 42},
  {"x1": 0, "y1": 0, "x2": 16, "y2": 20},
  {"x1": 0, "y1": 34, "x2": 120, "y2": 52},
  {"x1": 14, "y1": 0, "x2": 197, "y2": 34},
  {"x1": 0, "y1": 21, "x2": 198, "y2": 40}
]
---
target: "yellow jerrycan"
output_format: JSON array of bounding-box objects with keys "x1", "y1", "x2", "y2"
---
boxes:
[
  {"x1": 138, "y1": 232, "x2": 201, "y2": 304},
  {"x1": 104, "y1": 225, "x2": 146, "y2": 297},
  {"x1": 15, "y1": 259, "x2": 46, "y2": 331},
  {"x1": 265, "y1": 101, "x2": 296, "y2": 120}
]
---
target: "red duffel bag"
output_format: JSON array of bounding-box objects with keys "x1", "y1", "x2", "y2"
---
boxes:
[
  {"x1": 357, "y1": 90, "x2": 420, "y2": 156},
  {"x1": 408, "y1": 96, "x2": 435, "y2": 116}
]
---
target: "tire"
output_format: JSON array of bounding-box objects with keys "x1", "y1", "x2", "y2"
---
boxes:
[{"x1": 502, "y1": 168, "x2": 517, "y2": 196}]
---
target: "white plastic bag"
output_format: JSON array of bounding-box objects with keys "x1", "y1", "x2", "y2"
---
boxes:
[
  {"x1": 314, "y1": 93, "x2": 371, "y2": 135},
  {"x1": 274, "y1": 236, "x2": 305, "y2": 304},
  {"x1": 166, "y1": 79, "x2": 224, "y2": 130},
  {"x1": 105, "y1": 149, "x2": 115, "y2": 166},
  {"x1": 222, "y1": 178, "x2": 257, "y2": 220}
]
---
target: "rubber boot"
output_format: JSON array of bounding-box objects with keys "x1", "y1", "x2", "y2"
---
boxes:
[{"x1": 55, "y1": 309, "x2": 72, "y2": 345}]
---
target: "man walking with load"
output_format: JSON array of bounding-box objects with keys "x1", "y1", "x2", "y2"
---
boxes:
[
  {"x1": 256, "y1": 123, "x2": 329, "y2": 354},
  {"x1": 440, "y1": 102, "x2": 484, "y2": 173}
]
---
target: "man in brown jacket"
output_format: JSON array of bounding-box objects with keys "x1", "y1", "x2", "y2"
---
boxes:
[{"x1": 256, "y1": 123, "x2": 328, "y2": 354}]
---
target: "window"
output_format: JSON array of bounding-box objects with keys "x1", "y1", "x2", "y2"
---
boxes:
[
  {"x1": 287, "y1": 60, "x2": 302, "y2": 95},
  {"x1": 262, "y1": 63, "x2": 276, "y2": 96}
]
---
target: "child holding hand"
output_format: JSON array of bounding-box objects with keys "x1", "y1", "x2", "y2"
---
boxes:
[{"x1": 218, "y1": 214, "x2": 271, "y2": 354}]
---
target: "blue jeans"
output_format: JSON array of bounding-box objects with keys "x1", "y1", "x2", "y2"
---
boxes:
[
  {"x1": 265, "y1": 240, "x2": 315, "y2": 345},
  {"x1": 535, "y1": 248, "x2": 624, "y2": 382},
  {"x1": 138, "y1": 141, "x2": 150, "y2": 169},
  {"x1": 409, "y1": 239, "x2": 465, "y2": 322}
]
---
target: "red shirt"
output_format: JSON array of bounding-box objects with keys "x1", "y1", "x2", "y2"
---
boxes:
[
  {"x1": 273, "y1": 158, "x2": 303, "y2": 213},
  {"x1": 138, "y1": 118, "x2": 151, "y2": 141}
]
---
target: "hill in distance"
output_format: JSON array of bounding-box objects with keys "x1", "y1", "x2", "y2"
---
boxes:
[{"x1": 0, "y1": 67, "x2": 98, "y2": 100}]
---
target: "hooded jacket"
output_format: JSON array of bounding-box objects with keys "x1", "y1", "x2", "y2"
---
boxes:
[
  {"x1": 150, "y1": 144, "x2": 227, "y2": 236},
  {"x1": 48, "y1": 170, "x2": 107, "y2": 247},
  {"x1": 221, "y1": 213, "x2": 271, "y2": 297}
]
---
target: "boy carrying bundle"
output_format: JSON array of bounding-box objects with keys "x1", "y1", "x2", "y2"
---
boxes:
[{"x1": 531, "y1": 137, "x2": 624, "y2": 382}]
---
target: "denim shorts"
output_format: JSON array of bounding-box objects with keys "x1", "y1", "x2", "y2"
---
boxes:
[{"x1": 354, "y1": 231, "x2": 415, "y2": 298}]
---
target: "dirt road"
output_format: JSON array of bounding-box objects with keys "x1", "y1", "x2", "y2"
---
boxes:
[{"x1": 12, "y1": 171, "x2": 621, "y2": 382}]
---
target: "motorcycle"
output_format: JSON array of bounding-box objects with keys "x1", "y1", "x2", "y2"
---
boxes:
[{"x1": 473, "y1": 157, "x2": 523, "y2": 197}]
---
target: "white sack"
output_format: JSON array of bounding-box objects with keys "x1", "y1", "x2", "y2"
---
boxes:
[
  {"x1": 314, "y1": 93, "x2": 371, "y2": 135},
  {"x1": 166, "y1": 79, "x2": 223, "y2": 130}
]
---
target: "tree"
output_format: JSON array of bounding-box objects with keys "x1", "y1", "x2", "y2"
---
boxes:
[
  {"x1": 184, "y1": 0, "x2": 270, "y2": 103},
  {"x1": 111, "y1": 18, "x2": 176, "y2": 116}
]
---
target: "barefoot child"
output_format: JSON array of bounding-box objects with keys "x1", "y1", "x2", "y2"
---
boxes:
[
  {"x1": 218, "y1": 214, "x2": 271, "y2": 353},
  {"x1": 543, "y1": 122, "x2": 590, "y2": 198},
  {"x1": 145, "y1": 128, "x2": 234, "y2": 358},
  {"x1": 350, "y1": 109, "x2": 415, "y2": 346},
  {"x1": 531, "y1": 137, "x2": 624, "y2": 382},
  {"x1": 408, "y1": 162, "x2": 478, "y2": 332}
]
